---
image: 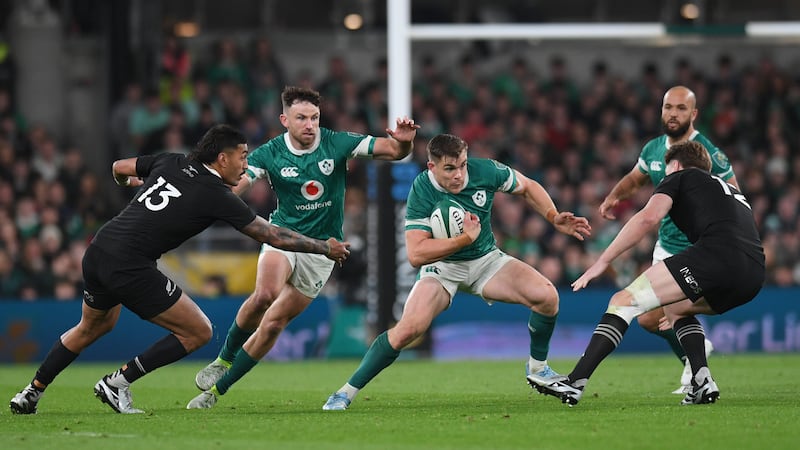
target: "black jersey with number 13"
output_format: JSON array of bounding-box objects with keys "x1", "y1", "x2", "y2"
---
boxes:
[{"x1": 91, "y1": 153, "x2": 256, "y2": 261}]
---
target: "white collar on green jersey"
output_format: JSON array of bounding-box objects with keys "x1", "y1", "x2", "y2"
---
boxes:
[
  {"x1": 426, "y1": 166, "x2": 470, "y2": 192},
  {"x1": 664, "y1": 129, "x2": 699, "y2": 148},
  {"x1": 283, "y1": 131, "x2": 322, "y2": 156}
]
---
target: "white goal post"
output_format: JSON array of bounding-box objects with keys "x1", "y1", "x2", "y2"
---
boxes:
[{"x1": 386, "y1": 0, "x2": 800, "y2": 122}]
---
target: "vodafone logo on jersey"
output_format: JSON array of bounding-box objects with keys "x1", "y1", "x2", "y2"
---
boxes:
[{"x1": 301, "y1": 180, "x2": 325, "y2": 201}]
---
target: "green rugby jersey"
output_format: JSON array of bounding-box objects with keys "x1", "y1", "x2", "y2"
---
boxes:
[
  {"x1": 637, "y1": 131, "x2": 734, "y2": 254},
  {"x1": 245, "y1": 128, "x2": 375, "y2": 240},
  {"x1": 405, "y1": 158, "x2": 517, "y2": 261}
]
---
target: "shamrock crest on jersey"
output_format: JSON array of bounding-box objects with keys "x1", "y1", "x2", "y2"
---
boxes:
[
  {"x1": 318, "y1": 159, "x2": 334, "y2": 175},
  {"x1": 472, "y1": 190, "x2": 487, "y2": 207}
]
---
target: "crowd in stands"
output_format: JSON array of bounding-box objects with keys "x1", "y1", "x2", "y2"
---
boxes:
[{"x1": 1, "y1": 34, "x2": 799, "y2": 301}]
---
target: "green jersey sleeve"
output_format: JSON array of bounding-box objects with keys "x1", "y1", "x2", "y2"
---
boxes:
[
  {"x1": 325, "y1": 129, "x2": 376, "y2": 159},
  {"x1": 695, "y1": 134, "x2": 734, "y2": 181}
]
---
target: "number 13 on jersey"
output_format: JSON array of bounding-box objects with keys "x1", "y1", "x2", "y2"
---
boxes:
[{"x1": 137, "y1": 176, "x2": 183, "y2": 211}]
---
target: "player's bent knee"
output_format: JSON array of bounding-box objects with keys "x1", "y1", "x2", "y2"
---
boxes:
[
  {"x1": 249, "y1": 292, "x2": 277, "y2": 312},
  {"x1": 635, "y1": 310, "x2": 662, "y2": 332},
  {"x1": 198, "y1": 321, "x2": 213, "y2": 344},
  {"x1": 390, "y1": 325, "x2": 424, "y2": 349},
  {"x1": 528, "y1": 284, "x2": 559, "y2": 316},
  {"x1": 260, "y1": 320, "x2": 287, "y2": 339}
]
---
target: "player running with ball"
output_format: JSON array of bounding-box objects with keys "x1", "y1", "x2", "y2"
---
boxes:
[{"x1": 322, "y1": 133, "x2": 591, "y2": 410}]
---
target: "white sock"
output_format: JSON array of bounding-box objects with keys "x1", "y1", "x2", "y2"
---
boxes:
[
  {"x1": 338, "y1": 383, "x2": 360, "y2": 400},
  {"x1": 528, "y1": 357, "x2": 547, "y2": 373},
  {"x1": 107, "y1": 369, "x2": 131, "y2": 388}
]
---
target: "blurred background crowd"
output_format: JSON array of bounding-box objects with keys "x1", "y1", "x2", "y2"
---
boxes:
[{"x1": 1, "y1": 1, "x2": 799, "y2": 303}]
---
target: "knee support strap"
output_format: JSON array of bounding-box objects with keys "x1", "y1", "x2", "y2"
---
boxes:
[{"x1": 607, "y1": 273, "x2": 662, "y2": 323}]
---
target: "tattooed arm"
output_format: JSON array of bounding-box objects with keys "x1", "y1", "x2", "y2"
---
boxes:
[{"x1": 240, "y1": 216, "x2": 350, "y2": 262}]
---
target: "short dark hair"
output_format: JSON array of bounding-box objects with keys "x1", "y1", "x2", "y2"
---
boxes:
[
  {"x1": 281, "y1": 86, "x2": 321, "y2": 109},
  {"x1": 189, "y1": 124, "x2": 247, "y2": 164},
  {"x1": 427, "y1": 134, "x2": 467, "y2": 161},
  {"x1": 664, "y1": 141, "x2": 712, "y2": 172}
]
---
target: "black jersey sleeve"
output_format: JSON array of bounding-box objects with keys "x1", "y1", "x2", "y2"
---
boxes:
[
  {"x1": 654, "y1": 171, "x2": 682, "y2": 199},
  {"x1": 134, "y1": 154, "x2": 162, "y2": 177},
  {"x1": 209, "y1": 188, "x2": 257, "y2": 231}
]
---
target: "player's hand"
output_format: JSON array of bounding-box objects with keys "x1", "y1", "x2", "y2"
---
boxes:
[
  {"x1": 599, "y1": 197, "x2": 617, "y2": 220},
  {"x1": 571, "y1": 260, "x2": 609, "y2": 291},
  {"x1": 553, "y1": 212, "x2": 591, "y2": 241},
  {"x1": 325, "y1": 238, "x2": 351, "y2": 266},
  {"x1": 128, "y1": 177, "x2": 145, "y2": 187},
  {"x1": 658, "y1": 315, "x2": 673, "y2": 331},
  {"x1": 462, "y1": 212, "x2": 481, "y2": 243},
  {"x1": 386, "y1": 116, "x2": 420, "y2": 143}
]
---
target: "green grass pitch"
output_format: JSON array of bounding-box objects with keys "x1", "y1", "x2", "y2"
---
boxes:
[{"x1": 2, "y1": 354, "x2": 799, "y2": 449}]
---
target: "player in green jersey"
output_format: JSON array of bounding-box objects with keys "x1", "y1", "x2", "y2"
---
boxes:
[
  {"x1": 187, "y1": 86, "x2": 420, "y2": 409},
  {"x1": 321, "y1": 133, "x2": 591, "y2": 410},
  {"x1": 598, "y1": 86, "x2": 739, "y2": 394}
]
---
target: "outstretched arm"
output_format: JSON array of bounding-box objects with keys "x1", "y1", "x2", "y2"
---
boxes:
[
  {"x1": 572, "y1": 193, "x2": 672, "y2": 291},
  {"x1": 511, "y1": 170, "x2": 591, "y2": 241},
  {"x1": 240, "y1": 216, "x2": 350, "y2": 264},
  {"x1": 111, "y1": 157, "x2": 144, "y2": 187},
  {"x1": 599, "y1": 165, "x2": 649, "y2": 220},
  {"x1": 372, "y1": 116, "x2": 420, "y2": 160}
]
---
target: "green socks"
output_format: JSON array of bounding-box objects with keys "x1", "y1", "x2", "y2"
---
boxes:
[
  {"x1": 215, "y1": 349, "x2": 259, "y2": 395},
  {"x1": 219, "y1": 321, "x2": 254, "y2": 363},
  {"x1": 347, "y1": 332, "x2": 401, "y2": 389},
  {"x1": 528, "y1": 311, "x2": 557, "y2": 361}
]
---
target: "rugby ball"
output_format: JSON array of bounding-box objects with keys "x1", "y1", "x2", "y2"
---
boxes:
[{"x1": 429, "y1": 198, "x2": 465, "y2": 239}]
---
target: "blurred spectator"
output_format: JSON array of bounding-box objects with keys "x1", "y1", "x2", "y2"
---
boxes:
[
  {"x1": 318, "y1": 55, "x2": 351, "y2": 106},
  {"x1": 14, "y1": 196, "x2": 39, "y2": 239},
  {"x1": 0, "y1": 38, "x2": 16, "y2": 92},
  {"x1": 129, "y1": 88, "x2": 170, "y2": 154},
  {"x1": 159, "y1": 34, "x2": 192, "y2": 100},
  {"x1": 75, "y1": 172, "x2": 115, "y2": 236},
  {"x1": 30, "y1": 136, "x2": 62, "y2": 182},
  {"x1": 187, "y1": 102, "x2": 219, "y2": 145},
  {"x1": 108, "y1": 81, "x2": 143, "y2": 159},
  {"x1": 183, "y1": 76, "x2": 224, "y2": 127},
  {"x1": 201, "y1": 274, "x2": 229, "y2": 299},
  {"x1": 56, "y1": 147, "x2": 88, "y2": 205},
  {"x1": 247, "y1": 37, "x2": 285, "y2": 112},
  {"x1": 206, "y1": 38, "x2": 249, "y2": 90},
  {"x1": 18, "y1": 237, "x2": 54, "y2": 298},
  {"x1": 0, "y1": 247, "x2": 23, "y2": 298}
]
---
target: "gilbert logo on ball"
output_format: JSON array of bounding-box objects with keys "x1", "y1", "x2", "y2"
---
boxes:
[{"x1": 429, "y1": 198, "x2": 465, "y2": 239}]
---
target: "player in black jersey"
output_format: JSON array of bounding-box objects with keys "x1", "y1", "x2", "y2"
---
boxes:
[
  {"x1": 9, "y1": 124, "x2": 350, "y2": 415},
  {"x1": 528, "y1": 141, "x2": 765, "y2": 407}
]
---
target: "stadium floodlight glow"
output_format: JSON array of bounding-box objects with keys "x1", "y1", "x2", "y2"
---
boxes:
[
  {"x1": 344, "y1": 14, "x2": 364, "y2": 31},
  {"x1": 680, "y1": 3, "x2": 701, "y2": 21},
  {"x1": 174, "y1": 21, "x2": 199, "y2": 38}
]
